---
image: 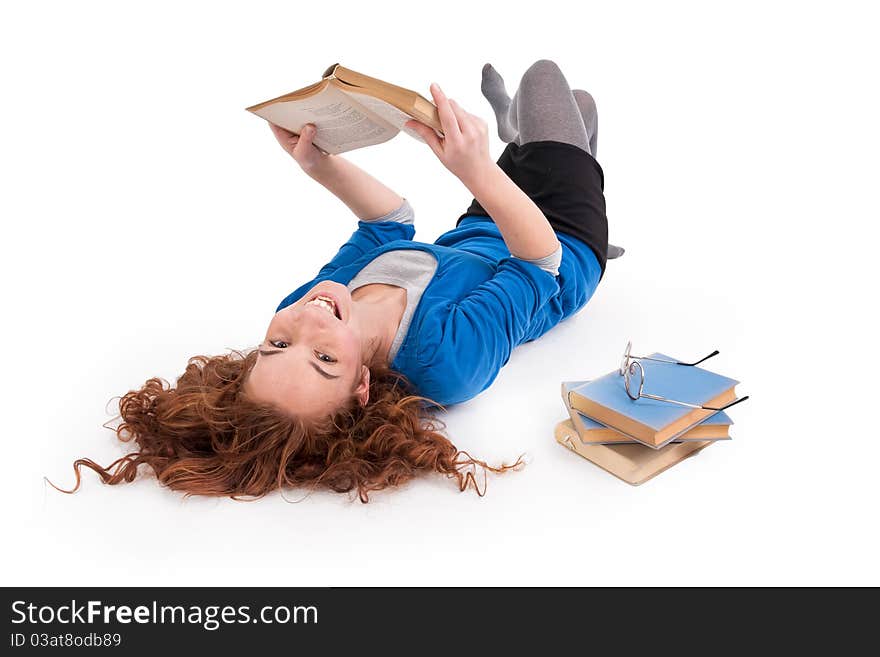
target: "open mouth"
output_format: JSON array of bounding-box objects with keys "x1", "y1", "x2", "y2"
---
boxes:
[{"x1": 305, "y1": 294, "x2": 341, "y2": 319}]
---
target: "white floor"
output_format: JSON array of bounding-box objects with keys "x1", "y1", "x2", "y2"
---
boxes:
[{"x1": 3, "y1": 2, "x2": 878, "y2": 586}]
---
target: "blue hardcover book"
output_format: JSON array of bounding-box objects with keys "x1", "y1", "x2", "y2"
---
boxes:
[
  {"x1": 566, "y1": 355, "x2": 741, "y2": 448},
  {"x1": 560, "y1": 381, "x2": 733, "y2": 445}
]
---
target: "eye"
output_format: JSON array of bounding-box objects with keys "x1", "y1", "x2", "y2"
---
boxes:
[
  {"x1": 270, "y1": 340, "x2": 289, "y2": 349},
  {"x1": 316, "y1": 351, "x2": 336, "y2": 363}
]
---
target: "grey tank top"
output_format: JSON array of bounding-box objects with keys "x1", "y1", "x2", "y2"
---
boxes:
[{"x1": 346, "y1": 249, "x2": 439, "y2": 364}]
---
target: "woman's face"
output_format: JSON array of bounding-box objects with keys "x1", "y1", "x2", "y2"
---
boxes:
[{"x1": 243, "y1": 281, "x2": 370, "y2": 419}]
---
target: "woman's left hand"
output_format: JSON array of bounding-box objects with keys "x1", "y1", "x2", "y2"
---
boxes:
[{"x1": 268, "y1": 122, "x2": 330, "y2": 173}]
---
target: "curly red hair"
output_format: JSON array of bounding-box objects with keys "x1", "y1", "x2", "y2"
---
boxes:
[{"x1": 49, "y1": 350, "x2": 524, "y2": 503}]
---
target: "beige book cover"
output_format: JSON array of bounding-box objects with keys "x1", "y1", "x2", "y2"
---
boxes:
[
  {"x1": 246, "y1": 63, "x2": 444, "y2": 155},
  {"x1": 554, "y1": 420, "x2": 712, "y2": 486}
]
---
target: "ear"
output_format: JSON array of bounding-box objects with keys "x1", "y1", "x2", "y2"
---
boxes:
[{"x1": 353, "y1": 364, "x2": 371, "y2": 407}]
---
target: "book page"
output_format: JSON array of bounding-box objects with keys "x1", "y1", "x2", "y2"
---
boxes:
[
  {"x1": 345, "y1": 90, "x2": 432, "y2": 144},
  {"x1": 250, "y1": 84, "x2": 397, "y2": 155}
]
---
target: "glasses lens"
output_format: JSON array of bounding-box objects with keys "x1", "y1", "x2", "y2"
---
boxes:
[
  {"x1": 620, "y1": 340, "x2": 633, "y2": 376},
  {"x1": 624, "y1": 361, "x2": 644, "y2": 401}
]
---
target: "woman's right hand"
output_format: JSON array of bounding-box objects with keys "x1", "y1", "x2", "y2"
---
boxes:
[
  {"x1": 405, "y1": 83, "x2": 493, "y2": 186},
  {"x1": 268, "y1": 121, "x2": 329, "y2": 173}
]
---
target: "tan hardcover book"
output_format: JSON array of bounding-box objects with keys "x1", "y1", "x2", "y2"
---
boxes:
[
  {"x1": 246, "y1": 63, "x2": 443, "y2": 155},
  {"x1": 561, "y1": 381, "x2": 732, "y2": 445},
  {"x1": 554, "y1": 420, "x2": 712, "y2": 486}
]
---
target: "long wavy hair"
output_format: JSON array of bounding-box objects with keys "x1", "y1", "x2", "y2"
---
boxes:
[{"x1": 48, "y1": 349, "x2": 525, "y2": 503}]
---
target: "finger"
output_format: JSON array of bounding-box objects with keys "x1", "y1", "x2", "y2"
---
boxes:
[
  {"x1": 447, "y1": 99, "x2": 474, "y2": 136},
  {"x1": 302, "y1": 124, "x2": 319, "y2": 148},
  {"x1": 405, "y1": 120, "x2": 443, "y2": 157},
  {"x1": 293, "y1": 124, "x2": 315, "y2": 157},
  {"x1": 464, "y1": 106, "x2": 489, "y2": 140},
  {"x1": 430, "y1": 83, "x2": 461, "y2": 140},
  {"x1": 300, "y1": 122, "x2": 316, "y2": 141}
]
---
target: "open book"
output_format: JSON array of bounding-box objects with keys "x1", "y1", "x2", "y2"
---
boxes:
[{"x1": 246, "y1": 63, "x2": 444, "y2": 155}]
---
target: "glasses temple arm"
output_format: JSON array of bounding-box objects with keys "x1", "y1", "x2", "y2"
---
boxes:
[
  {"x1": 631, "y1": 355, "x2": 679, "y2": 365},
  {"x1": 703, "y1": 395, "x2": 750, "y2": 412},
  {"x1": 639, "y1": 393, "x2": 700, "y2": 408},
  {"x1": 679, "y1": 350, "x2": 721, "y2": 367},
  {"x1": 631, "y1": 351, "x2": 720, "y2": 367}
]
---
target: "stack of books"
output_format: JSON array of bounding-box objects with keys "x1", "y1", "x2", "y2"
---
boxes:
[{"x1": 555, "y1": 352, "x2": 745, "y2": 485}]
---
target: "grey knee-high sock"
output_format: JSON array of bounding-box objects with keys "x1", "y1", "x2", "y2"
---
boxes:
[
  {"x1": 481, "y1": 63, "x2": 518, "y2": 143},
  {"x1": 572, "y1": 89, "x2": 598, "y2": 157},
  {"x1": 481, "y1": 60, "x2": 594, "y2": 155}
]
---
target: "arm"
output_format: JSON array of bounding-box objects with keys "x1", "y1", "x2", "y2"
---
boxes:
[
  {"x1": 268, "y1": 122, "x2": 407, "y2": 221},
  {"x1": 405, "y1": 83, "x2": 560, "y2": 261},
  {"x1": 305, "y1": 155, "x2": 407, "y2": 221},
  {"x1": 267, "y1": 122, "x2": 415, "y2": 285},
  {"x1": 458, "y1": 162, "x2": 560, "y2": 261}
]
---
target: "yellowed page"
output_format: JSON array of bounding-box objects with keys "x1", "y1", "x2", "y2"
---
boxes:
[
  {"x1": 344, "y1": 90, "x2": 433, "y2": 145},
  {"x1": 249, "y1": 84, "x2": 397, "y2": 155}
]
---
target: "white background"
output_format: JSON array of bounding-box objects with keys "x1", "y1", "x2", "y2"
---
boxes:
[{"x1": 2, "y1": 1, "x2": 877, "y2": 586}]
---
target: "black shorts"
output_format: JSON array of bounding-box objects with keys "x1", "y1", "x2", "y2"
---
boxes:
[{"x1": 456, "y1": 140, "x2": 609, "y2": 275}]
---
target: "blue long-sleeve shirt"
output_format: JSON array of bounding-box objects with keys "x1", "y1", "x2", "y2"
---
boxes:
[{"x1": 276, "y1": 215, "x2": 602, "y2": 407}]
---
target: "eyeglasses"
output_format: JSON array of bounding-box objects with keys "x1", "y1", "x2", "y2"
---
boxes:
[{"x1": 619, "y1": 341, "x2": 749, "y2": 411}]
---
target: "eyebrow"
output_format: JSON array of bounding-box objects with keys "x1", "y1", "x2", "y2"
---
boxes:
[{"x1": 259, "y1": 349, "x2": 340, "y2": 380}]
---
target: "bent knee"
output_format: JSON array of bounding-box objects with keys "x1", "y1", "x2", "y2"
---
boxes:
[
  {"x1": 572, "y1": 89, "x2": 597, "y2": 114},
  {"x1": 521, "y1": 59, "x2": 566, "y2": 85}
]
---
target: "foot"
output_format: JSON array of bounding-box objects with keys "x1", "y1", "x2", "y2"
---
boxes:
[
  {"x1": 607, "y1": 243, "x2": 625, "y2": 259},
  {"x1": 481, "y1": 63, "x2": 518, "y2": 143}
]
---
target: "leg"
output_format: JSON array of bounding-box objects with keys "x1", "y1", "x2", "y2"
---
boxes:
[
  {"x1": 569, "y1": 89, "x2": 621, "y2": 256},
  {"x1": 463, "y1": 60, "x2": 615, "y2": 269},
  {"x1": 511, "y1": 59, "x2": 591, "y2": 152},
  {"x1": 455, "y1": 138, "x2": 610, "y2": 272},
  {"x1": 482, "y1": 60, "x2": 597, "y2": 155},
  {"x1": 571, "y1": 89, "x2": 598, "y2": 157}
]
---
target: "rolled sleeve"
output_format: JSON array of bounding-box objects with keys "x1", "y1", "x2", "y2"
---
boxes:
[
  {"x1": 513, "y1": 242, "x2": 562, "y2": 276},
  {"x1": 362, "y1": 198, "x2": 415, "y2": 225}
]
